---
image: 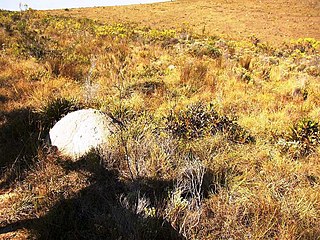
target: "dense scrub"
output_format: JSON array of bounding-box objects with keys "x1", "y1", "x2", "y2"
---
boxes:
[{"x1": 0, "y1": 9, "x2": 320, "y2": 239}]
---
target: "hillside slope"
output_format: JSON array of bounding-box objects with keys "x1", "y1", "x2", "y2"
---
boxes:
[
  {"x1": 0, "y1": 3, "x2": 320, "y2": 239},
  {"x1": 51, "y1": 0, "x2": 320, "y2": 44}
]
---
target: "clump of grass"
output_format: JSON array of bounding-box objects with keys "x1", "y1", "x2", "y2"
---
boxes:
[
  {"x1": 239, "y1": 55, "x2": 253, "y2": 70},
  {"x1": 37, "y1": 98, "x2": 80, "y2": 132},
  {"x1": 45, "y1": 51, "x2": 91, "y2": 81},
  {"x1": 180, "y1": 60, "x2": 208, "y2": 85},
  {"x1": 0, "y1": 108, "x2": 41, "y2": 188},
  {"x1": 165, "y1": 159, "x2": 205, "y2": 238}
]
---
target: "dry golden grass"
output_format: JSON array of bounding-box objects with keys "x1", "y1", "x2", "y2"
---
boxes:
[
  {"x1": 0, "y1": 4, "x2": 319, "y2": 239},
  {"x1": 51, "y1": 0, "x2": 320, "y2": 45}
]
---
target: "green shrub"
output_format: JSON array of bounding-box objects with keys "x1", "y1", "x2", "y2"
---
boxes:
[
  {"x1": 38, "y1": 98, "x2": 80, "y2": 131},
  {"x1": 280, "y1": 118, "x2": 320, "y2": 157},
  {"x1": 164, "y1": 102, "x2": 254, "y2": 143},
  {"x1": 189, "y1": 43, "x2": 222, "y2": 58},
  {"x1": 147, "y1": 29, "x2": 176, "y2": 42}
]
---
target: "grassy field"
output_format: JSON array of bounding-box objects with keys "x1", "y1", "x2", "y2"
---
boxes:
[
  {"x1": 0, "y1": 1, "x2": 320, "y2": 239},
  {"x1": 51, "y1": 0, "x2": 320, "y2": 45}
]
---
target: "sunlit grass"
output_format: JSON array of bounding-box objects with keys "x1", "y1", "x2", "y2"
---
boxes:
[{"x1": 0, "y1": 9, "x2": 319, "y2": 239}]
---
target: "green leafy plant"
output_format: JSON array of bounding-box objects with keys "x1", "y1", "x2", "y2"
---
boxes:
[
  {"x1": 164, "y1": 102, "x2": 254, "y2": 143},
  {"x1": 280, "y1": 118, "x2": 320, "y2": 157}
]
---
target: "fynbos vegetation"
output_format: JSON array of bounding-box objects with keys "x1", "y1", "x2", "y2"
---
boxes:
[{"x1": 0, "y1": 8, "x2": 319, "y2": 240}]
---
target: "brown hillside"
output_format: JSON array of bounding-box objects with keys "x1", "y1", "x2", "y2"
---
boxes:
[{"x1": 51, "y1": 0, "x2": 320, "y2": 44}]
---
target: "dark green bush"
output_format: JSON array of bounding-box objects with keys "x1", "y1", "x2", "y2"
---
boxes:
[
  {"x1": 164, "y1": 102, "x2": 254, "y2": 143},
  {"x1": 38, "y1": 98, "x2": 80, "y2": 131},
  {"x1": 282, "y1": 118, "x2": 320, "y2": 157},
  {"x1": 189, "y1": 43, "x2": 222, "y2": 58}
]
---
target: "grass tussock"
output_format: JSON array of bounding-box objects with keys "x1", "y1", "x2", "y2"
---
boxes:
[{"x1": 0, "y1": 9, "x2": 320, "y2": 240}]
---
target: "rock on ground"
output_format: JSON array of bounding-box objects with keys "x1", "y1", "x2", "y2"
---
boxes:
[{"x1": 49, "y1": 109, "x2": 116, "y2": 160}]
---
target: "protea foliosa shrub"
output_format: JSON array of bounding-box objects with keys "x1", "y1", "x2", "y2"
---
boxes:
[
  {"x1": 281, "y1": 118, "x2": 320, "y2": 158},
  {"x1": 164, "y1": 102, "x2": 254, "y2": 143}
]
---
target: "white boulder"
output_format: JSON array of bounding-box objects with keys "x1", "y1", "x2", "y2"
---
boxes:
[{"x1": 49, "y1": 109, "x2": 116, "y2": 160}]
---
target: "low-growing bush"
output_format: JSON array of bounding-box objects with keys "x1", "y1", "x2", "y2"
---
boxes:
[
  {"x1": 279, "y1": 118, "x2": 320, "y2": 158},
  {"x1": 164, "y1": 102, "x2": 254, "y2": 143},
  {"x1": 289, "y1": 38, "x2": 320, "y2": 54},
  {"x1": 126, "y1": 80, "x2": 166, "y2": 96},
  {"x1": 38, "y1": 98, "x2": 80, "y2": 132},
  {"x1": 188, "y1": 43, "x2": 222, "y2": 59}
]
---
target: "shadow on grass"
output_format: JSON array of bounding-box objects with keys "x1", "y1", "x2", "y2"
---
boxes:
[
  {"x1": 0, "y1": 155, "x2": 185, "y2": 240},
  {"x1": 0, "y1": 95, "x2": 9, "y2": 104},
  {"x1": 0, "y1": 108, "x2": 41, "y2": 190}
]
